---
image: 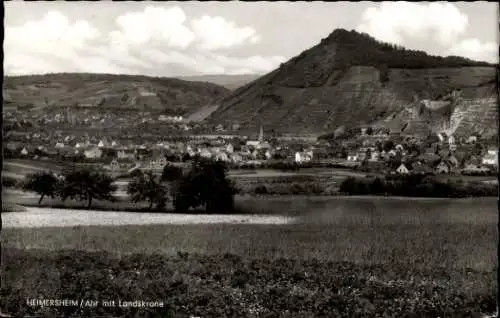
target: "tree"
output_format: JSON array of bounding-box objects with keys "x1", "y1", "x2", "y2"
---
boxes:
[
  {"x1": 473, "y1": 143, "x2": 483, "y2": 156},
  {"x1": 369, "y1": 177, "x2": 385, "y2": 194},
  {"x1": 365, "y1": 148, "x2": 372, "y2": 161},
  {"x1": 22, "y1": 171, "x2": 60, "y2": 204},
  {"x1": 181, "y1": 153, "x2": 191, "y2": 162},
  {"x1": 383, "y1": 140, "x2": 394, "y2": 152},
  {"x1": 161, "y1": 164, "x2": 184, "y2": 183},
  {"x1": 340, "y1": 147, "x2": 348, "y2": 159},
  {"x1": 58, "y1": 168, "x2": 116, "y2": 209},
  {"x1": 128, "y1": 171, "x2": 167, "y2": 210},
  {"x1": 173, "y1": 158, "x2": 237, "y2": 213}
]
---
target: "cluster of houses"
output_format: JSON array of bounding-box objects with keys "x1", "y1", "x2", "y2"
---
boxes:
[
  {"x1": 4, "y1": 116, "x2": 498, "y2": 177},
  {"x1": 359, "y1": 145, "x2": 498, "y2": 176},
  {"x1": 5, "y1": 126, "x2": 318, "y2": 172}
]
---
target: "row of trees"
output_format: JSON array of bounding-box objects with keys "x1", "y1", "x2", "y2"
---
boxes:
[
  {"x1": 21, "y1": 158, "x2": 237, "y2": 213},
  {"x1": 339, "y1": 175, "x2": 498, "y2": 198},
  {"x1": 22, "y1": 169, "x2": 117, "y2": 207}
]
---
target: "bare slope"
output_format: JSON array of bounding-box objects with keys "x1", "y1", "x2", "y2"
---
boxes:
[
  {"x1": 206, "y1": 29, "x2": 497, "y2": 136},
  {"x1": 3, "y1": 73, "x2": 230, "y2": 116}
]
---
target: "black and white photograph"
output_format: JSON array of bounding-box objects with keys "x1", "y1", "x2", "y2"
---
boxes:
[{"x1": 1, "y1": 1, "x2": 498, "y2": 317}]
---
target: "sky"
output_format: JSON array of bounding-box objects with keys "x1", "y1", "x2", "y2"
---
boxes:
[{"x1": 4, "y1": 1, "x2": 499, "y2": 77}]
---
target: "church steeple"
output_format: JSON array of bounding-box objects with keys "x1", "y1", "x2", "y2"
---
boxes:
[{"x1": 258, "y1": 126, "x2": 264, "y2": 143}]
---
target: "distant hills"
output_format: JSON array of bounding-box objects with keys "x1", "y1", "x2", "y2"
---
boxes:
[
  {"x1": 179, "y1": 74, "x2": 261, "y2": 91},
  {"x1": 203, "y1": 29, "x2": 497, "y2": 138},
  {"x1": 3, "y1": 73, "x2": 229, "y2": 116}
]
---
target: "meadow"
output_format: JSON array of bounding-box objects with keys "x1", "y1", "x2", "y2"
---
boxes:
[{"x1": 1, "y1": 196, "x2": 497, "y2": 317}]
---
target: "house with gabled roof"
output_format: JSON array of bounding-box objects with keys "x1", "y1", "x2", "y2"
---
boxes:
[
  {"x1": 20, "y1": 147, "x2": 29, "y2": 156},
  {"x1": 435, "y1": 160, "x2": 453, "y2": 174},
  {"x1": 396, "y1": 163, "x2": 410, "y2": 174}
]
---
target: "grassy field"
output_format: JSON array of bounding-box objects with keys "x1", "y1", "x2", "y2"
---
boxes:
[{"x1": 1, "y1": 196, "x2": 497, "y2": 316}]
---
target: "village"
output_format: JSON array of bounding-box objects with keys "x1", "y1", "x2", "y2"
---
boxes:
[{"x1": 3, "y1": 108, "x2": 498, "y2": 178}]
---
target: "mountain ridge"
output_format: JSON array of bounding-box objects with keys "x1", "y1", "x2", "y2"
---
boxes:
[{"x1": 3, "y1": 73, "x2": 230, "y2": 116}]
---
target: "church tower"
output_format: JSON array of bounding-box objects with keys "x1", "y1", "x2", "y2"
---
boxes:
[{"x1": 258, "y1": 126, "x2": 264, "y2": 143}]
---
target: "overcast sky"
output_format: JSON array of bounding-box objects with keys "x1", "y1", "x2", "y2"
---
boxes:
[{"x1": 4, "y1": 1, "x2": 498, "y2": 77}]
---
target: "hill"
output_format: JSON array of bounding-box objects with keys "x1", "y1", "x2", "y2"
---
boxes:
[
  {"x1": 3, "y1": 73, "x2": 230, "y2": 116},
  {"x1": 179, "y1": 74, "x2": 261, "y2": 91},
  {"x1": 205, "y1": 29, "x2": 497, "y2": 137}
]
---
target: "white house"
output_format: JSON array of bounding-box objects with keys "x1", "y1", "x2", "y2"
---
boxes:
[
  {"x1": 347, "y1": 154, "x2": 358, "y2": 162},
  {"x1": 448, "y1": 135, "x2": 455, "y2": 145},
  {"x1": 295, "y1": 151, "x2": 312, "y2": 163},
  {"x1": 117, "y1": 150, "x2": 135, "y2": 160},
  {"x1": 55, "y1": 142, "x2": 65, "y2": 149},
  {"x1": 482, "y1": 150, "x2": 498, "y2": 166},
  {"x1": 369, "y1": 151, "x2": 380, "y2": 162},
  {"x1": 265, "y1": 150, "x2": 273, "y2": 160},
  {"x1": 111, "y1": 140, "x2": 119, "y2": 147},
  {"x1": 199, "y1": 148, "x2": 212, "y2": 159},
  {"x1": 98, "y1": 140, "x2": 108, "y2": 148},
  {"x1": 226, "y1": 143, "x2": 234, "y2": 153},
  {"x1": 246, "y1": 140, "x2": 260, "y2": 147},
  {"x1": 396, "y1": 164, "x2": 410, "y2": 174},
  {"x1": 84, "y1": 147, "x2": 103, "y2": 159},
  {"x1": 20, "y1": 147, "x2": 29, "y2": 156},
  {"x1": 231, "y1": 153, "x2": 243, "y2": 163}
]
